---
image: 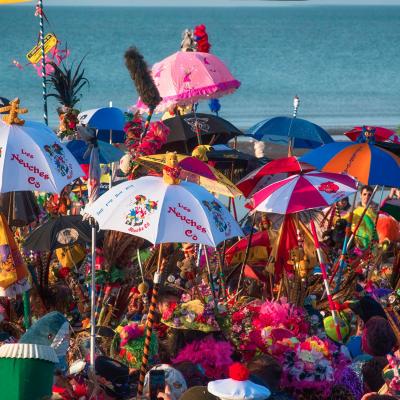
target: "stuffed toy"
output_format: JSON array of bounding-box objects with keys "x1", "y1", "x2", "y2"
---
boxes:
[
  {"x1": 0, "y1": 98, "x2": 28, "y2": 125},
  {"x1": 163, "y1": 152, "x2": 181, "y2": 185},
  {"x1": 194, "y1": 24, "x2": 211, "y2": 53},
  {"x1": 192, "y1": 145, "x2": 212, "y2": 161},
  {"x1": 176, "y1": 257, "x2": 196, "y2": 282},
  {"x1": 181, "y1": 29, "x2": 196, "y2": 52},
  {"x1": 287, "y1": 247, "x2": 311, "y2": 279}
]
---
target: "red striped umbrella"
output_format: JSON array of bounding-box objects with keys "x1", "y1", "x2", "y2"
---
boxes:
[
  {"x1": 237, "y1": 156, "x2": 314, "y2": 198},
  {"x1": 251, "y1": 171, "x2": 357, "y2": 214}
]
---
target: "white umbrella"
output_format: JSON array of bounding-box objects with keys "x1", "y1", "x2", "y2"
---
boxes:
[
  {"x1": 85, "y1": 176, "x2": 243, "y2": 247},
  {"x1": 0, "y1": 120, "x2": 83, "y2": 193}
]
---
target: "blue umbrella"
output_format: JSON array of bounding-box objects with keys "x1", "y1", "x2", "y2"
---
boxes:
[
  {"x1": 66, "y1": 139, "x2": 124, "y2": 165},
  {"x1": 77, "y1": 107, "x2": 126, "y2": 143},
  {"x1": 247, "y1": 116, "x2": 334, "y2": 148}
]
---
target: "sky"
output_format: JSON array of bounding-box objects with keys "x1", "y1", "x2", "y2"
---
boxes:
[{"x1": 13, "y1": 0, "x2": 400, "y2": 6}]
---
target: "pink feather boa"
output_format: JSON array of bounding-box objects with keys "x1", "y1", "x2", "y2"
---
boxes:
[{"x1": 172, "y1": 336, "x2": 233, "y2": 379}]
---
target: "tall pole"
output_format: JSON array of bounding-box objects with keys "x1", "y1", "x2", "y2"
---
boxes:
[
  {"x1": 38, "y1": 0, "x2": 48, "y2": 125},
  {"x1": 90, "y1": 221, "x2": 96, "y2": 368},
  {"x1": 287, "y1": 95, "x2": 299, "y2": 156}
]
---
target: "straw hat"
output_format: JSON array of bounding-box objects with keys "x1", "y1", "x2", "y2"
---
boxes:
[{"x1": 208, "y1": 363, "x2": 271, "y2": 400}]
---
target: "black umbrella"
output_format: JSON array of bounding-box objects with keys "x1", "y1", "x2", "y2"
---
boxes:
[
  {"x1": 24, "y1": 215, "x2": 101, "y2": 252},
  {"x1": 0, "y1": 191, "x2": 40, "y2": 227},
  {"x1": 161, "y1": 113, "x2": 242, "y2": 153}
]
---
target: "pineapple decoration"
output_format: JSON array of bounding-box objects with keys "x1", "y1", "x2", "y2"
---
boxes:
[{"x1": 45, "y1": 58, "x2": 89, "y2": 140}]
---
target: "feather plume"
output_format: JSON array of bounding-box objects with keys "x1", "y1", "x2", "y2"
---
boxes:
[{"x1": 124, "y1": 47, "x2": 162, "y2": 109}]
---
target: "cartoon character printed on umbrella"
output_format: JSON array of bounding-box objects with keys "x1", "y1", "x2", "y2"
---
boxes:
[
  {"x1": 43, "y1": 143, "x2": 73, "y2": 179},
  {"x1": 125, "y1": 195, "x2": 158, "y2": 227},
  {"x1": 202, "y1": 200, "x2": 231, "y2": 235}
]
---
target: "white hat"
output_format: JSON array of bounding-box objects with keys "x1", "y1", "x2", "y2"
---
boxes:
[{"x1": 208, "y1": 363, "x2": 271, "y2": 400}]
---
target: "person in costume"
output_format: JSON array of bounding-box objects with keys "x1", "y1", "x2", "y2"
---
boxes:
[{"x1": 0, "y1": 311, "x2": 69, "y2": 400}]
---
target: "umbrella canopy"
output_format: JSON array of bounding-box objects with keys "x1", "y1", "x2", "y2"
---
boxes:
[
  {"x1": 251, "y1": 171, "x2": 357, "y2": 214},
  {"x1": 0, "y1": 120, "x2": 83, "y2": 193},
  {"x1": 66, "y1": 140, "x2": 124, "y2": 165},
  {"x1": 78, "y1": 107, "x2": 125, "y2": 131},
  {"x1": 0, "y1": 97, "x2": 9, "y2": 110},
  {"x1": 136, "y1": 51, "x2": 241, "y2": 114},
  {"x1": 345, "y1": 126, "x2": 399, "y2": 143},
  {"x1": 23, "y1": 215, "x2": 97, "y2": 252},
  {"x1": 237, "y1": 156, "x2": 315, "y2": 198},
  {"x1": 300, "y1": 141, "x2": 400, "y2": 187},
  {"x1": 381, "y1": 199, "x2": 400, "y2": 221},
  {"x1": 84, "y1": 176, "x2": 243, "y2": 247},
  {"x1": 247, "y1": 116, "x2": 334, "y2": 148},
  {"x1": 137, "y1": 153, "x2": 242, "y2": 198},
  {"x1": 0, "y1": 191, "x2": 40, "y2": 227},
  {"x1": 162, "y1": 113, "x2": 242, "y2": 147}
]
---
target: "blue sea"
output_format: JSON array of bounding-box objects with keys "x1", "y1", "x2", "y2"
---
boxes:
[{"x1": 1, "y1": 5, "x2": 400, "y2": 130}]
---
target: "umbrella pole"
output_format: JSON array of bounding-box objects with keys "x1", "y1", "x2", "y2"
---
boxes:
[
  {"x1": 37, "y1": 0, "x2": 48, "y2": 125},
  {"x1": 23, "y1": 290, "x2": 31, "y2": 329},
  {"x1": 90, "y1": 222, "x2": 97, "y2": 368},
  {"x1": 204, "y1": 245, "x2": 218, "y2": 308},
  {"x1": 287, "y1": 95, "x2": 300, "y2": 156},
  {"x1": 332, "y1": 187, "x2": 359, "y2": 292},
  {"x1": 235, "y1": 212, "x2": 257, "y2": 298},
  {"x1": 310, "y1": 219, "x2": 343, "y2": 342},
  {"x1": 137, "y1": 243, "x2": 165, "y2": 396}
]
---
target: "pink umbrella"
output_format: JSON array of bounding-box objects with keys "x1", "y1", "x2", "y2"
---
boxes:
[
  {"x1": 237, "y1": 156, "x2": 315, "y2": 198},
  {"x1": 251, "y1": 171, "x2": 357, "y2": 214},
  {"x1": 136, "y1": 51, "x2": 241, "y2": 114},
  {"x1": 344, "y1": 126, "x2": 399, "y2": 143}
]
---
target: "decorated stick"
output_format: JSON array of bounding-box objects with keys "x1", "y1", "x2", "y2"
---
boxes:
[
  {"x1": 310, "y1": 218, "x2": 343, "y2": 342},
  {"x1": 287, "y1": 95, "x2": 300, "y2": 156},
  {"x1": 235, "y1": 212, "x2": 257, "y2": 298},
  {"x1": 137, "y1": 244, "x2": 165, "y2": 396},
  {"x1": 37, "y1": 0, "x2": 48, "y2": 125},
  {"x1": 124, "y1": 47, "x2": 161, "y2": 141}
]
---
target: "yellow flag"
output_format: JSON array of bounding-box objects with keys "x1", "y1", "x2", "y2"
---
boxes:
[{"x1": 0, "y1": 0, "x2": 32, "y2": 3}]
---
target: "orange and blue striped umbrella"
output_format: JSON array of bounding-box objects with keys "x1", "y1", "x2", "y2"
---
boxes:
[{"x1": 300, "y1": 141, "x2": 400, "y2": 186}]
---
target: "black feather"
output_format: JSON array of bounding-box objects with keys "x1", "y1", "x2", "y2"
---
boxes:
[{"x1": 124, "y1": 47, "x2": 161, "y2": 109}]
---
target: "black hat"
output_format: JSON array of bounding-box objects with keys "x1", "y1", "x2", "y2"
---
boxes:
[{"x1": 349, "y1": 296, "x2": 387, "y2": 323}]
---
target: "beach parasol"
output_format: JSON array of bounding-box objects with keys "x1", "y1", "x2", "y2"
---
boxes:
[
  {"x1": 345, "y1": 126, "x2": 399, "y2": 143},
  {"x1": 237, "y1": 156, "x2": 315, "y2": 198},
  {"x1": 246, "y1": 116, "x2": 334, "y2": 149},
  {"x1": 161, "y1": 113, "x2": 242, "y2": 152},
  {"x1": 137, "y1": 153, "x2": 242, "y2": 198},
  {"x1": 85, "y1": 174, "x2": 243, "y2": 392},
  {"x1": 0, "y1": 104, "x2": 83, "y2": 193},
  {"x1": 23, "y1": 215, "x2": 97, "y2": 252},
  {"x1": 66, "y1": 139, "x2": 124, "y2": 165},
  {"x1": 300, "y1": 134, "x2": 400, "y2": 187},
  {"x1": 251, "y1": 172, "x2": 357, "y2": 214},
  {"x1": 85, "y1": 176, "x2": 242, "y2": 246},
  {"x1": 135, "y1": 51, "x2": 240, "y2": 114},
  {"x1": 77, "y1": 107, "x2": 126, "y2": 143}
]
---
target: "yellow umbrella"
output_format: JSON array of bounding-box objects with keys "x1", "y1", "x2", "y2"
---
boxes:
[{"x1": 137, "y1": 153, "x2": 243, "y2": 198}]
